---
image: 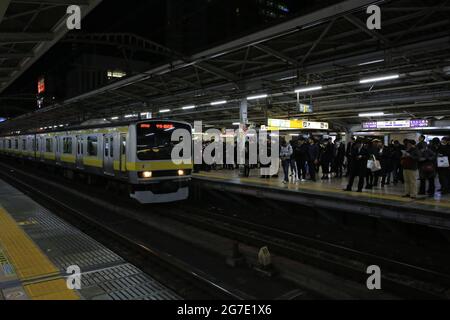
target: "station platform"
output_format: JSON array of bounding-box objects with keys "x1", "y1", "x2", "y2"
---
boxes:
[
  {"x1": 0, "y1": 179, "x2": 180, "y2": 300},
  {"x1": 192, "y1": 169, "x2": 450, "y2": 230}
]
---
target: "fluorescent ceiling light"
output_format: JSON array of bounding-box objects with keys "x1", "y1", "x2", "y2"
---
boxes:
[
  {"x1": 232, "y1": 122, "x2": 240, "y2": 126},
  {"x1": 295, "y1": 85, "x2": 323, "y2": 93},
  {"x1": 111, "y1": 116, "x2": 119, "y2": 120},
  {"x1": 211, "y1": 100, "x2": 227, "y2": 106},
  {"x1": 360, "y1": 74, "x2": 399, "y2": 84},
  {"x1": 159, "y1": 109, "x2": 171, "y2": 113},
  {"x1": 358, "y1": 59, "x2": 384, "y2": 66},
  {"x1": 124, "y1": 114, "x2": 137, "y2": 118},
  {"x1": 278, "y1": 75, "x2": 297, "y2": 81},
  {"x1": 247, "y1": 94, "x2": 268, "y2": 100},
  {"x1": 358, "y1": 112, "x2": 385, "y2": 117},
  {"x1": 182, "y1": 105, "x2": 196, "y2": 110}
]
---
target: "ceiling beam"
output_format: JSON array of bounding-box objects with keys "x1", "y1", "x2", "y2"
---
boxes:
[
  {"x1": 0, "y1": 52, "x2": 34, "y2": 59},
  {"x1": 11, "y1": 0, "x2": 89, "y2": 5},
  {"x1": 253, "y1": 44, "x2": 298, "y2": 65},
  {"x1": 0, "y1": 0, "x2": 104, "y2": 94},
  {"x1": 344, "y1": 15, "x2": 390, "y2": 45},
  {"x1": 0, "y1": 32, "x2": 54, "y2": 43},
  {"x1": 0, "y1": 0, "x2": 11, "y2": 24}
]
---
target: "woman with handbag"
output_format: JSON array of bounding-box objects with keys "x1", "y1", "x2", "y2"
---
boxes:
[{"x1": 418, "y1": 144, "x2": 436, "y2": 197}]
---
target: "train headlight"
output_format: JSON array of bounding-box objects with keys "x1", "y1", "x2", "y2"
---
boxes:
[
  {"x1": 140, "y1": 171, "x2": 152, "y2": 178},
  {"x1": 178, "y1": 170, "x2": 185, "y2": 176}
]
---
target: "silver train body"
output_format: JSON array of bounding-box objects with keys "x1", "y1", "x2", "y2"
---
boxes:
[{"x1": 0, "y1": 120, "x2": 193, "y2": 203}]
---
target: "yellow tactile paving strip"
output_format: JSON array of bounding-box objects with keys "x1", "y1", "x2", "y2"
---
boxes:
[
  {"x1": 0, "y1": 206, "x2": 79, "y2": 300},
  {"x1": 195, "y1": 172, "x2": 450, "y2": 211},
  {"x1": 24, "y1": 279, "x2": 79, "y2": 300}
]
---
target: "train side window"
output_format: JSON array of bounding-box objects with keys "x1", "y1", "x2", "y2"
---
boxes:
[
  {"x1": 22, "y1": 139, "x2": 26, "y2": 150},
  {"x1": 45, "y1": 138, "x2": 53, "y2": 153},
  {"x1": 63, "y1": 137, "x2": 73, "y2": 154},
  {"x1": 36, "y1": 140, "x2": 39, "y2": 152},
  {"x1": 110, "y1": 137, "x2": 114, "y2": 157},
  {"x1": 14, "y1": 139, "x2": 18, "y2": 149},
  {"x1": 8, "y1": 140, "x2": 11, "y2": 149},
  {"x1": 32, "y1": 139, "x2": 36, "y2": 151},
  {"x1": 121, "y1": 137, "x2": 126, "y2": 155},
  {"x1": 87, "y1": 136, "x2": 98, "y2": 156},
  {"x1": 104, "y1": 138, "x2": 109, "y2": 157}
]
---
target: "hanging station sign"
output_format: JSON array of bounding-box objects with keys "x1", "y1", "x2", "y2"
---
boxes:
[
  {"x1": 298, "y1": 103, "x2": 313, "y2": 113},
  {"x1": 362, "y1": 119, "x2": 430, "y2": 129},
  {"x1": 267, "y1": 119, "x2": 329, "y2": 131}
]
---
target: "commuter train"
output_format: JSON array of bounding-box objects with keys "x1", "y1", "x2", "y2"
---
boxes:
[{"x1": 0, "y1": 120, "x2": 193, "y2": 203}]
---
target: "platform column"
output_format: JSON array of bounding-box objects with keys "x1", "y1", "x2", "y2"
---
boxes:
[{"x1": 239, "y1": 99, "x2": 248, "y2": 126}]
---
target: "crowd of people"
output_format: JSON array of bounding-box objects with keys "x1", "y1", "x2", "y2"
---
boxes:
[
  {"x1": 279, "y1": 135, "x2": 450, "y2": 199},
  {"x1": 194, "y1": 134, "x2": 450, "y2": 199}
]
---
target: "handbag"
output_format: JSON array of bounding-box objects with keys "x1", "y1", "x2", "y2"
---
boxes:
[
  {"x1": 372, "y1": 159, "x2": 382, "y2": 172},
  {"x1": 422, "y1": 162, "x2": 435, "y2": 174},
  {"x1": 367, "y1": 155, "x2": 381, "y2": 172},
  {"x1": 437, "y1": 156, "x2": 449, "y2": 168}
]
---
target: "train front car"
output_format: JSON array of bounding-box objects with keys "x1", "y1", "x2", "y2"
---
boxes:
[{"x1": 128, "y1": 120, "x2": 192, "y2": 203}]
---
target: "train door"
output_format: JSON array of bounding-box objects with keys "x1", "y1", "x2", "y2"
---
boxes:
[
  {"x1": 39, "y1": 136, "x2": 45, "y2": 161},
  {"x1": 119, "y1": 133, "x2": 127, "y2": 172},
  {"x1": 76, "y1": 135, "x2": 84, "y2": 169},
  {"x1": 103, "y1": 134, "x2": 114, "y2": 176},
  {"x1": 55, "y1": 136, "x2": 61, "y2": 164}
]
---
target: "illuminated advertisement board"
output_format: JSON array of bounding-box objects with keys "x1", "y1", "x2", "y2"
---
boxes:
[
  {"x1": 362, "y1": 119, "x2": 430, "y2": 129},
  {"x1": 268, "y1": 119, "x2": 329, "y2": 130},
  {"x1": 37, "y1": 77, "x2": 45, "y2": 94}
]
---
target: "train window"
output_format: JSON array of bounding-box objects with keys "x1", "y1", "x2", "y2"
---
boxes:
[
  {"x1": 36, "y1": 140, "x2": 40, "y2": 152},
  {"x1": 22, "y1": 139, "x2": 26, "y2": 150},
  {"x1": 45, "y1": 138, "x2": 53, "y2": 153},
  {"x1": 104, "y1": 139, "x2": 109, "y2": 157},
  {"x1": 87, "y1": 136, "x2": 98, "y2": 156},
  {"x1": 136, "y1": 122, "x2": 191, "y2": 161},
  {"x1": 8, "y1": 140, "x2": 11, "y2": 149},
  {"x1": 110, "y1": 137, "x2": 114, "y2": 157},
  {"x1": 121, "y1": 137, "x2": 126, "y2": 155},
  {"x1": 14, "y1": 139, "x2": 18, "y2": 149},
  {"x1": 63, "y1": 138, "x2": 72, "y2": 154},
  {"x1": 32, "y1": 139, "x2": 36, "y2": 151}
]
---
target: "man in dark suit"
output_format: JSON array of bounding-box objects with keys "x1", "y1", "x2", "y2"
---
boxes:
[{"x1": 345, "y1": 139, "x2": 369, "y2": 192}]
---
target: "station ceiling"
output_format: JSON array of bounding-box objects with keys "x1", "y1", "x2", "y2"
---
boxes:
[
  {"x1": 0, "y1": 0, "x2": 102, "y2": 114},
  {"x1": 1, "y1": 0, "x2": 450, "y2": 133}
]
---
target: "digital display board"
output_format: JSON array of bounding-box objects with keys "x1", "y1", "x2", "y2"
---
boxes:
[
  {"x1": 362, "y1": 119, "x2": 430, "y2": 129},
  {"x1": 267, "y1": 119, "x2": 329, "y2": 130}
]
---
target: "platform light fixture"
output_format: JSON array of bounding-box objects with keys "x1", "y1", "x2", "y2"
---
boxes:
[
  {"x1": 295, "y1": 85, "x2": 323, "y2": 94},
  {"x1": 358, "y1": 112, "x2": 385, "y2": 117},
  {"x1": 247, "y1": 94, "x2": 268, "y2": 101},
  {"x1": 210, "y1": 100, "x2": 227, "y2": 106},
  {"x1": 359, "y1": 74, "x2": 399, "y2": 84},
  {"x1": 111, "y1": 116, "x2": 119, "y2": 120},
  {"x1": 159, "y1": 109, "x2": 171, "y2": 113},
  {"x1": 182, "y1": 105, "x2": 196, "y2": 110},
  {"x1": 358, "y1": 59, "x2": 385, "y2": 66},
  {"x1": 232, "y1": 122, "x2": 240, "y2": 126}
]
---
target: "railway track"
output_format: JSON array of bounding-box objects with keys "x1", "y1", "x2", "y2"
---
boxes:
[
  {"x1": 167, "y1": 204, "x2": 450, "y2": 299},
  {"x1": 0, "y1": 160, "x2": 248, "y2": 300}
]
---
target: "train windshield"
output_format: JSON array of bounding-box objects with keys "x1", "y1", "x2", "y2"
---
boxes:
[{"x1": 136, "y1": 122, "x2": 191, "y2": 161}]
